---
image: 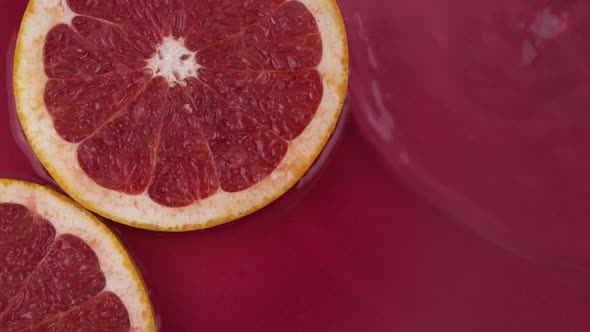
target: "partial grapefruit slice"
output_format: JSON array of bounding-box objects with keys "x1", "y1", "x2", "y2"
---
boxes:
[
  {"x1": 0, "y1": 179, "x2": 155, "y2": 331},
  {"x1": 14, "y1": 0, "x2": 348, "y2": 231}
]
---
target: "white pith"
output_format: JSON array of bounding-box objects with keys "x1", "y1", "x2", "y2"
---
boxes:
[
  {"x1": 0, "y1": 180, "x2": 154, "y2": 331},
  {"x1": 147, "y1": 37, "x2": 198, "y2": 84},
  {"x1": 15, "y1": 0, "x2": 348, "y2": 231}
]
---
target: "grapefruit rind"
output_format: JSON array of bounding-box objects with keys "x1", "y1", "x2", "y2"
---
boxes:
[
  {"x1": 14, "y1": 0, "x2": 349, "y2": 231},
  {"x1": 0, "y1": 179, "x2": 156, "y2": 331}
]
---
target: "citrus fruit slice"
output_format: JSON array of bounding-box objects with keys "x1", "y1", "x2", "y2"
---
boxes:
[
  {"x1": 14, "y1": 0, "x2": 348, "y2": 231},
  {"x1": 0, "y1": 179, "x2": 155, "y2": 331}
]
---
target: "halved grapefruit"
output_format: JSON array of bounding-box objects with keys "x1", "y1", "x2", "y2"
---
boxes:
[
  {"x1": 14, "y1": 0, "x2": 349, "y2": 231},
  {"x1": 0, "y1": 179, "x2": 154, "y2": 331}
]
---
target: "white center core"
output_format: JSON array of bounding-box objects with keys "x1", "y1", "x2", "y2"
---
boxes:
[{"x1": 147, "y1": 37, "x2": 199, "y2": 83}]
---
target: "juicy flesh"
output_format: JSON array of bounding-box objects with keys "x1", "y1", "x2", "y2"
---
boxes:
[
  {"x1": 0, "y1": 203, "x2": 130, "y2": 331},
  {"x1": 43, "y1": 0, "x2": 324, "y2": 207}
]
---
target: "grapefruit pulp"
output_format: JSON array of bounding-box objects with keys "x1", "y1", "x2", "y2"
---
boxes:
[
  {"x1": 0, "y1": 179, "x2": 155, "y2": 331},
  {"x1": 14, "y1": 0, "x2": 349, "y2": 231}
]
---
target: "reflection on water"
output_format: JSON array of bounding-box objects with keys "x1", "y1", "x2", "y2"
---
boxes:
[{"x1": 343, "y1": 0, "x2": 590, "y2": 281}]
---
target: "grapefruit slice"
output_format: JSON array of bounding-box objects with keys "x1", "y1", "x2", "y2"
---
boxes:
[
  {"x1": 0, "y1": 179, "x2": 155, "y2": 331},
  {"x1": 14, "y1": 0, "x2": 349, "y2": 231}
]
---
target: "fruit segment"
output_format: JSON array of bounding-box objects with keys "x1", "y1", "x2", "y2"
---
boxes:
[
  {"x1": 199, "y1": 69, "x2": 323, "y2": 140},
  {"x1": 21, "y1": 292, "x2": 130, "y2": 332},
  {"x1": 0, "y1": 234, "x2": 108, "y2": 331},
  {"x1": 0, "y1": 204, "x2": 55, "y2": 313},
  {"x1": 148, "y1": 85, "x2": 220, "y2": 207},
  {"x1": 44, "y1": 24, "x2": 146, "y2": 79},
  {"x1": 195, "y1": 1, "x2": 322, "y2": 71},
  {"x1": 184, "y1": 78, "x2": 289, "y2": 193},
  {"x1": 0, "y1": 180, "x2": 154, "y2": 330},
  {"x1": 184, "y1": 0, "x2": 284, "y2": 51},
  {"x1": 78, "y1": 77, "x2": 169, "y2": 194},
  {"x1": 44, "y1": 70, "x2": 151, "y2": 143}
]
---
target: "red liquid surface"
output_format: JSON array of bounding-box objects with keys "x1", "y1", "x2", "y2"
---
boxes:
[{"x1": 3, "y1": 0, "x2": 590, "y2": 331}]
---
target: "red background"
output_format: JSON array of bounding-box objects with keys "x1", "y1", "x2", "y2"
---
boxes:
[{"x1": 2, "y1": 1, "x2": 590, "y2": 331}]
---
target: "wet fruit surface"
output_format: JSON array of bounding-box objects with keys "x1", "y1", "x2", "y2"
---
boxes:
[
  {"x1": 43, "y1": 0, "x2": 323, "y2": 207},
  {"x1": 0, "y1": 204, "x2": 129, "y2": 331}
]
